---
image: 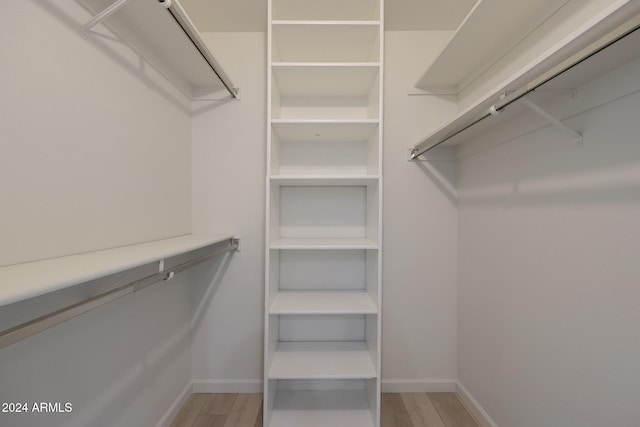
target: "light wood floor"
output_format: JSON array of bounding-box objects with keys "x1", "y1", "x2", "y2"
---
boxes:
[{"x1": 170, "y1": 392, "x2": 479, "y2": 427}]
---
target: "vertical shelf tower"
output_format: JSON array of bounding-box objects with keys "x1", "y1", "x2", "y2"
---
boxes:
[{"x1": 265, "y1": 0, "x2": 383, "y2": 426}]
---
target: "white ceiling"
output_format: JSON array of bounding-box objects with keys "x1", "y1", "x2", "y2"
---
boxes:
[{"x1": 180, "y1": 0, "x2": 477, "y2": 32}]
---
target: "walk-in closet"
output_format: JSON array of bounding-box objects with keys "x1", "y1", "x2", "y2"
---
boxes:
[{"x1": 1, "y1": 1, "x2": 639, "y2": 426}]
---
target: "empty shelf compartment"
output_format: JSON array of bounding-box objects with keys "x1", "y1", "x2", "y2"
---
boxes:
[
  {"x1": 269, "y1": 341, "x2": 377, "y2": 379},
  {"x1": 270, "y1": 291, "x2": 377, "y2": 314}
]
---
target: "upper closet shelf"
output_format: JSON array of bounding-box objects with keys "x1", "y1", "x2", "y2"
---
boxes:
[
  {"x1": 414, "y1": 0, "x2": 570, "y2": 94},
  {"x1": 0, "y1": 233, "x2": 235, "y2": 307},
  {"x1": 79, "y1": 0, "x2": 239, "y2": 100},
  {"x1": 410, "y1": 6, "x2": 640, "y2": 158}
]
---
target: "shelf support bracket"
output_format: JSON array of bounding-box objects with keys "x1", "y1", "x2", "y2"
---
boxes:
[
  {"x1": 408, "y1": 146, "x2": 418, "y2": 161},
  {"x1": 519, "y1": 97, "x2": 582, "y2": 145},
  {"x1": 81, "y1": 0, "x2": 132, "y2": 37}
]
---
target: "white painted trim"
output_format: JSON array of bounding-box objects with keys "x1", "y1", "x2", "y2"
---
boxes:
[
  {"x1": 193, "y1": 379, "x2": 263, "y2": 393},
  {"x1": 156, "y1": 382, "x2": 193, "y2": 427},
  {"x1": 381, "y1": 378, "x2": 456, "y2": 393},
  {"x1": 456, "y1": 381, "x2": 499, "y2": 427}
]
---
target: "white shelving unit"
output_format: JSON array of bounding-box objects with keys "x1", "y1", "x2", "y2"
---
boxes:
[{"x1": 265, "y1": 0, "x2": 383, "y2": 425}]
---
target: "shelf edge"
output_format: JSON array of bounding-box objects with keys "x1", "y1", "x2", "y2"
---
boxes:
[{"x1": 0, "y1": 233, "x2": 235, "y2": 307}]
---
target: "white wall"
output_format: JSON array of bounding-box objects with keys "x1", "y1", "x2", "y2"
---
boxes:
[
  {"x1": 457, "y1": 56, "x2": 640, "y2": 426},
  {"x1": 382, "y1": 31, "x2": 459, "y2": 391},
  {"x1": 0, "y1": 2, "x2": 194, "y2": 426},
  {"x1": 0, "y1": 273, "x2": 193, "y2": 427},
  {"x1": 0, "y1": 0, "x2": 192, "y2": 267},
  {"x1": 190, "y1": 32, "x2": 266, "y2": 391}
]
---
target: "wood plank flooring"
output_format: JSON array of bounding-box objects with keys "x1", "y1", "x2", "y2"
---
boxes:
[{"x1": 170, "y1": 393, "x2": 479, "y2": 427}]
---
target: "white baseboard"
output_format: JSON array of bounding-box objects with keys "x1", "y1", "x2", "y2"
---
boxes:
[
  {"x1": 456, "y1": 381, "x2": 499, "y2": 427},
  {"x1": 156, "y1": 382, "x2": 193, "y2": 427},
  {"x1": 155, "y1": 377, "x2": 492, "y2": 427},
  {"x1": 382, "y1": 378, "x2": 457, "y2": 393},
  {"x1": 193, "y1": 379, "x2": 263, "y2": 393},
  {"x1": 192, "y1": 378, "x2": 458, "y2": 394}
]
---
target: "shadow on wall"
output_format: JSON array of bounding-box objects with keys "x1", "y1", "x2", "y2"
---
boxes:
[
  {"x1": 410, "y1": 145, "x2": 458, "y2": 206},
  {"x1": 0, "y1": 278, "x2": 191, "y2": 427},
  {"x1": 412, "y1": 85, "x2": 640, "y2": 211},
  {"x1": 191, "y1": 94, "x2": 237, "y2": 116},
  {"x1": 0, "y1": 247, "x2": 237, "y2": 427},
  {"x1": 456, "y1": 90, "x2": 640, "y2": 210},
  {"x1": 62, "y1": 281, "x2": 195, "y2": 427},
  {"x1": 189, "y1": 250, "x2": 237, "y2": 330}
]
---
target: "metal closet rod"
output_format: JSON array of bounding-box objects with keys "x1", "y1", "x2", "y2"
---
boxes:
[
  {"x1": 164, "y1": 0, "x2": 239, "y2": 99},
  {"x1": 409, "y1": 18, "x2": 640, "y2": 159},
  {"x1": 0, "y1": 238, "x2": 240, "y2": 350}
]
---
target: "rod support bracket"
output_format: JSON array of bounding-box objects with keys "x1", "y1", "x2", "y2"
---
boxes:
[
  {"x1": 519, "y1": 97, "x2": 582, "y2": 145},
  {"x1": 81, "y1": 0, "x2": 132, "y2": 37}
]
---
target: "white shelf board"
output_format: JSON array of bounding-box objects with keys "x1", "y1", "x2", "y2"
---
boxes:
[
  {"x1": 415, "y1": 0, "x2": 569, "y2": 93},
  {"x1": 272, "y1": 0, "x2": 380, "y2": 21},
  {"x1": 272, "y1": 23, "x2": 379, "y2": 62},
  {"x1": 270, "y1": 291, "x2": 377, "y2": 315},
  {"x1": 272, "y1": 64, "x2": 379, "y2": 97},
  {"x1": 270, "y1": 175, "x2": 379, "y2": 186},
  {"x1": 0, "y1": 233, "x2": 234, "y2": 307},
  {"x1": 78, "y1": 0, "x2": 235, "y2": 99},
  {"x1": 272, "y1": 120, "x2": 378, "y2": 143},
  {"x1": 272, "y1": 20, "x2": 380, "y2": 25},
  {"x1": 269, "y1": 341, "x2": 377, "y2": 379},
  {"x1": 270, "y1": 390, "x2": 374, "y2": 427},
  {"x1": 412, "y1": 5, "x2": 640, "y2": 154},
  {"x1": 271, "y1": 119, "x2": 379, "y2": 124},
  {"x1": 270, "y1": 238, "x2": 378, "y2": 250}
]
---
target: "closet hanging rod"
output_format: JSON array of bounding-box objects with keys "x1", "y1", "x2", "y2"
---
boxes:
[
  {"x1": 0, "y1": 238, "x2": 239, "y2": 350},
  {"x1": 164, "y1": 0, "x2": 239, "y2": 99},
  {"x1": 409, "y1": 17, "x2": 640, "y2": 159}
]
